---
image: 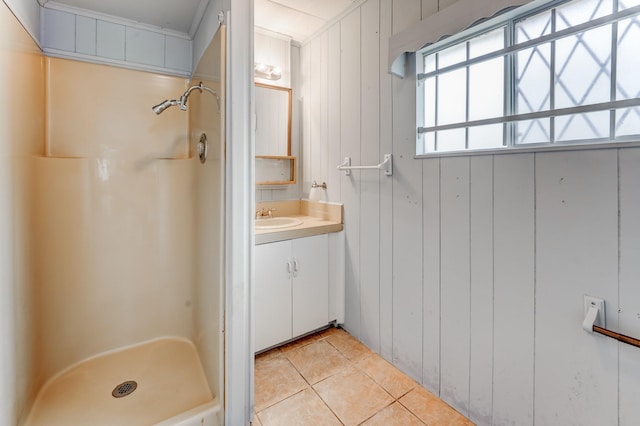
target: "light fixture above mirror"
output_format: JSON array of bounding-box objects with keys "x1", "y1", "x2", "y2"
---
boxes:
[{"x1": 254, "y1": 62, "x2": 282, "y2": 81}]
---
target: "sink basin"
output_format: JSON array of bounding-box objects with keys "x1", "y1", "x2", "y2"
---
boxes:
[{"x1": 255, "y1": 217, "x2": 303, "y2": 230}]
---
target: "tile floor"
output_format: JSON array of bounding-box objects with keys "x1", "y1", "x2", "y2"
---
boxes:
[{"x1": 254, "y1": 327, "x2": 475, "y2": 426}]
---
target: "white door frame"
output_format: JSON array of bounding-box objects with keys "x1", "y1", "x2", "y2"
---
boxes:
[{"x1": 224, "y1": 1, "x2": 255, "y2": 424}]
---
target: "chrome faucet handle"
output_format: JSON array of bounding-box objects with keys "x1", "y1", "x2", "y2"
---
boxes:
[{"x1": 267, "y1": 208, "x2": 277, "y2": 218}]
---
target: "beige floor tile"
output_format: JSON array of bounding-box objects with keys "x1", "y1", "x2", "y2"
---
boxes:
[
  {"x1": 357, "y1": 354, "x2": 418, "y2": 398},
  {"x1": 279, "y1": 332, "x2": 325, "y2": 354},
  {"x1": 285, "y1": 340, "x2": 350, "y2": 384},
  {"x1": 256, "y1": 347, "x2": 283, "y2": 362},
  {"x1": 254, "y1": 351, "x2": 308, "y2": 412},
  {"x1": 325, "y1": 328, "x2": 373, "y2": 361},
  {"x1": 252, "y1": 413, "x2": 263, "y2": 425},
  {"x1": 361, "y1": 402, "x2": 426, "y2": 426},
  {"x1": 258, "y1": 388, "x2": 342, "y2": 426},
  {"x1": 256, "y1": 329, "x2": 473, "y2": 426},
  {"x1": 314, "y1": 366, "x2": 394, "y2": 426},
  {"x1": 317, "y1": 326, "x2": 343, "y2": 339},
  {"x1": 399, "y1": 386, "x2": 475, "y2": 426}
]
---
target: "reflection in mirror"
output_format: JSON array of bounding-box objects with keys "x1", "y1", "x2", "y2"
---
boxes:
[
  {"x1": 255, "y1": 82, "x2": 295, "y2": 185},
  {"x1": 255, "y1": 83, "x2": 291, "y2": 156}
]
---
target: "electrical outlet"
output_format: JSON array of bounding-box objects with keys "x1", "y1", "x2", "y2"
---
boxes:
[{"x1": 584, "y1": 295, "x2": 606, "y2": 328}]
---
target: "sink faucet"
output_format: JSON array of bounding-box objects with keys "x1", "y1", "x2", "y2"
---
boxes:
[{"x1": 255, "y1": 207, "x2": 277, "y2": 219}]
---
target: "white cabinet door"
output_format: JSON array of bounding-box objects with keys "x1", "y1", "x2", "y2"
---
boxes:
[
  {"x1": 255, "y1": 240, "x2": 292, "y2": 352},
  {"x1": 292, "y1": 234, "x2": 329, "y2": 336}
]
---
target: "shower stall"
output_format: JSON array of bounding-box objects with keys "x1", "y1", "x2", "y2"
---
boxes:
[{"x1": 20, "y1": 18, "x2": 227, "y2": 426}]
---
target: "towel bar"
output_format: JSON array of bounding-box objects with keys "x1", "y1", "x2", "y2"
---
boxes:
[{"x1": 337, "y1": 154, "x2": 393, "y2": 176}]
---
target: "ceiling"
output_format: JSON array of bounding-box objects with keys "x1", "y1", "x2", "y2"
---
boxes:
[
  {"x1": 46, "y1": 0, "x2": 356, "y2": 42},
  {"x1": 255, "y1": 0, "x2": 355, "y2": 42}
]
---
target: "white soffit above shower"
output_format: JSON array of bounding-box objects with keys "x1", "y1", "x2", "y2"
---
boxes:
[
  {"x1": 40, "y1": 0, "x2": 356, "y2": 43},
  {"x1": 39, "y1": 0, "x2": 207, "y2": 36}
]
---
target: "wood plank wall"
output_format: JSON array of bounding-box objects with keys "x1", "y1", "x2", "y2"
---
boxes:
[{"x1": 299, "y1": 0, "x2": 640, "y2": 424}]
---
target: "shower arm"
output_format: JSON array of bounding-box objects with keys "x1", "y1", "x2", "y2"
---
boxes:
[{"x1": 180, "y1": 82, "x2": 220, "y2": 110}]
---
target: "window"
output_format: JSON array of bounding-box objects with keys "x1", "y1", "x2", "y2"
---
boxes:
[{"x1": 416, "y1": 0, "x2": 640, "y2": 155}]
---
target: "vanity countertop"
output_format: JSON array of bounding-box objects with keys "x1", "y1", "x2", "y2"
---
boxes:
[
  {"x1": 255, "y1": 214, "x2": 343, "y2": 244},
  {"x1": 254, "y1": 199, "x2": 343, "y2": 245}
]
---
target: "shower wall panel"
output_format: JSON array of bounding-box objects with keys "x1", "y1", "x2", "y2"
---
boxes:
[
  {"x1": 0, "y1": 2, "x2": 45, "y2": 424},
  {"x1": 46, "y1": 58, "x2": 188, "y2": 159},
  {"x1": 189, "y1": 24, "x2": 226, "y2": 402},
  {"x1": 36, "y1": 58, "x2": 197, "y2": 384}
]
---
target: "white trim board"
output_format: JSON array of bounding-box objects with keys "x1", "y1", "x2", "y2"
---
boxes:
[{"x1": 44, "y1": 1, "x2": 192, "y2": 39}]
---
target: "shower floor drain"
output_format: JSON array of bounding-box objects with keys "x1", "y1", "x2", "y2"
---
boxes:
[{"x1": 112, "y1": 380, "x2": 137, "y2": 398}]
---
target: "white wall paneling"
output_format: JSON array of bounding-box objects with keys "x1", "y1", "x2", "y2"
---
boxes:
[
  {"x1": 96, "y1": 20, "x2": 125, "y2": 60},
  {"x1": 535, "y1": 150, "x2": 618, "y2": 425},
  {"x1": 42, "y1": 8, "x2": 75, "y2": 51},
  {"x1": 359, "y1": 0, "x2": 381, "y2": 353},
  {"x1": 421, "y1": 0, "x2": 438, "y2": 19},
  {"x1": 618, "y1": 148, "x2": 640, "y2": 426},
  {"x1": 254, "y1": 29, "x2": 292, "y2": 88},
  {"x1": 41, "y1": 4, "x2": 192, "y2": 76},
  {"x1": 492, "y1": 154, "x2": 535, "y2": 426},
  {"x1": 290, "y1": 44, "x2": 302, "y2": 200},
  {"x1": 390, "y1": 0, "x2": 423, "y2": 383},
  {"x1": 468, "y1": 155, "x2": 494, "y2": 425},
  {"x1": 309, "y1": 35, "x2": 323, "y2": 190},
  {"x1": 300, "y1": 0, "x2": 640, "y2": 424},
  {"x1": 421, "y1": 157, "x2": 440, "y2": 393},
  {"x1": 378, "y1": 0, "x2": 394, "y2": 363},
  {"x1": 340, "y1": 7, "x2": 362, "y2": 338},
  {"x1": 326, "y1": 23, "x2": 342, "y2": 205},
  {"x1": 125, "y1": 27, "x2": 164, "y2": 67},
  {"x1": 192, "y1": 0, "x2": 224, "y2": 72},
  {"x1": 300, "y1": 41, "x2": 311, "y2": 196},
  {"x1": 318, "y1": 32, "x2": 329, "y2": 195},
  {"x1": 439, "y1": 157, "x2": 471, "y2": 414},
  {"x1": 75, "y1": 16, "x2": 96, "y2": 55},
  {"x1": 165, "y1": 36, "x2": 192, "y2": 72},
  {"x1": 300, "y1": 42, "x2": 310, "y2": 193}
]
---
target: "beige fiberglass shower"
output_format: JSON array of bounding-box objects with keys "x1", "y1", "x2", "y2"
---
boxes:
[{"x1": 20, "y1": 20, "x2": 227, "y2": 426}]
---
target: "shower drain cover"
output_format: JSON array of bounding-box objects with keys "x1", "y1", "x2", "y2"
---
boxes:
[{"x1": 112, "y1": 380, "x2": 138, "y2": 398}]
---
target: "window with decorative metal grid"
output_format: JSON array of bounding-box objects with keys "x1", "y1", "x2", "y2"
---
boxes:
[{"x1": 416, "y1": 0, "x2": 640, "y2": 155}]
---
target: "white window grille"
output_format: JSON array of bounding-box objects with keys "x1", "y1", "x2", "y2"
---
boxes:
[{"x1": 416, "y1": 0, "x2": 640, "y2": 155}]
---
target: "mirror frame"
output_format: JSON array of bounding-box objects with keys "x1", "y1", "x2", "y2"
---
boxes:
[{"x1": 255, "y1": 82, "x2": 295, "y2": 185}]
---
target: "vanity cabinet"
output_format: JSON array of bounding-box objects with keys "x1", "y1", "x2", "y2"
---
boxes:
[{"x1": 255, "y1": 234, "x2": 329, "y2": 352}]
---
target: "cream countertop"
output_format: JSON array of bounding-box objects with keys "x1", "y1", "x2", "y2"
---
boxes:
[{"x1": 255, "y1": 200, "x2": 343, "y2": 245}]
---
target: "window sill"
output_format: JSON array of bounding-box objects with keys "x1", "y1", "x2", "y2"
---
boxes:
[{"x1": 415, "y1": 139, "x2": 640, "y2": 159}]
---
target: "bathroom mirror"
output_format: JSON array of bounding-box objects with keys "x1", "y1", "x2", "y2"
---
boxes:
[{"x1": 255, "y1": 83, "x2": 295, "y2": 185}]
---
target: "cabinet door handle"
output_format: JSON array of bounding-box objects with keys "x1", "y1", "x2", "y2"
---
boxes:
[
  {"x1": 292, "y1": 258, "x2": 298, "y2": 277},
  {"x1": 286, "y1": 260, "x2": 292, "y2": 277}
]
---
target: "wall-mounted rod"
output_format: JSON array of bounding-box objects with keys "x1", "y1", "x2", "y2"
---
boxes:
[
  {"x1": 593, "y1": 325, "x2": 640, "y2": 348},
  {"x1": 337, "y1": 154, "x2": 393, "y2": 176},
  {"x1": 583, "y1": 296, "x2": 640, "y2": 348}
]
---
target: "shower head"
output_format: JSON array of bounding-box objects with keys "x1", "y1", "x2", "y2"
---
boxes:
[
  {"x1": 152, "y1": 82, "x2": 220, "y2": 115},
  {"x1": 152, "y1": 99, "x2": 180, "y2": 115}
]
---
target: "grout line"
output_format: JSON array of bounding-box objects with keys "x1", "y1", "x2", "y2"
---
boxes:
[{"x1": 255, "y1": 330, "x2": 469, "y2": 424}]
